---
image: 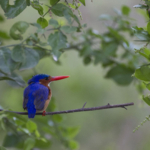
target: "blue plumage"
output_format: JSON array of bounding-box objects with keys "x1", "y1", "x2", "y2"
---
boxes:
[{"x1": 23, "y1": 75, "x2": 50, "y2": 118}]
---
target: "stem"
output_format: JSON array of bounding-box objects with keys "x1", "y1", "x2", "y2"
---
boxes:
[
  {"x1": 0, "y1": 35, "x2": 31, "y2": 49},
  {"x1": 0, "y1": 44, "x2": 20, "y2": 48},
  {"x1": 42, "y1": 7, "x2": 51, "y2": 17},
  {"x1": 34, "y1": 44, "x2": 51, "y2": 52}
]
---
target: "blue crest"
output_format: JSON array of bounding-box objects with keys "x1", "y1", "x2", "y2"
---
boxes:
[{"x1": 28, "y1": 74, "x2": 50, "y2": 84}]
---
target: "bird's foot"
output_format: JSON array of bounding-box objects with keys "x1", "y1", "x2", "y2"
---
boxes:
[{"x1": 42, "y1": 111, "x2": 46, "y2": 116}]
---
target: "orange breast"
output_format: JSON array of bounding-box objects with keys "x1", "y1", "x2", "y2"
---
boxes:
[{"x1": 42, "y1": 87, "x2": 52, "y2": 111}]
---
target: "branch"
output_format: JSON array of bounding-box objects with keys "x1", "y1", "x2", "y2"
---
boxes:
[{"x1": 0, "y1": 102, "x2": 134, "y2": 116}]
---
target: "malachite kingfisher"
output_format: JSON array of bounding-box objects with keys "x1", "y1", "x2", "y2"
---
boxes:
[{"x1": 23, "y1": 74, "x2": 69, "y2": 118}]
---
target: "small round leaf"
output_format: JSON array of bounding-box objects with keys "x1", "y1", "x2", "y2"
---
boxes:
[{"x1": 37, "y1": 17, "x2": 48, "y2": 28}]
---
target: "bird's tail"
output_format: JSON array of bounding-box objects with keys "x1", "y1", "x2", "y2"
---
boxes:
[{"x1": 27, "y1": 101, "x2": 36, "y2": 118}]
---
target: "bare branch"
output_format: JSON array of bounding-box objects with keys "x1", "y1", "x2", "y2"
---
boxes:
[{"x1": 0, "y1": 102, "x2": 134, "y2": 116}]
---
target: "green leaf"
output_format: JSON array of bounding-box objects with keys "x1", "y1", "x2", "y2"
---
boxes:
[
  {"x1": 68, "y1": 140, "x2": 79, "y2": 150},
  {"x1": 94, "y1": 51, "x2": 113, "y2": 66},
  {"x1": 32, "y1": 47, "x2": 48, "y2": 59},
  {"x1": 122, "y1": 5, "x2": 130, "y2": 16},
  {"x1": 19, "y1": 47, "x2": 40, "y2": 70},
  {"x1": 26, "y1": 120, "x2": 37, "y2": 133},
  {"x1": 31, "y1": 2, "x2": 43, "y2": 15},
  {"x1": 51, "y1": 3, "x2": 70, "y2": 17},
  {"x1": 105, "y1": 65, "x2": 133, "y2": 85},
  {"x1": 0, "y1": 0, "x2": 27, "y2": 19},
  {"x1": 108, "y1": 27, "x2": 129, "y2": 45},
  {"x1": 51, "y1": 3, "x2": 81, "y2": 26},
  {"x1": 30, "y1": 23, "x2": 42, "y2": 29},
  {"x1": 10, "y1": 21, "x2": 29, "y2": 40},
  {"x1": 6, "y1": 73, "x2": 26, "y2": 87},
  {"x1": 26, "y1": 0, "x2": 30, "y2": 6},
  {"x1": 0, "y1": 47, "x2": 18, "y2": 72},
  {"x1": 50, "y1": 0, "x2": 59, "y2": 6},
  {"x1": 83, "y1": 56, "x2": 91, "y2": 65},
  {"x1": 0, "y1": 15, "x2": 5, "y2": 22},
  {"x1": 79, "y1": 0, "x2": 85, "y2": 6},
  {"x1": 134, "y1": 66, "x2": 150, "y2": 81},
  {"x1": 102, "y1": 42, "x2": 118, "y2": 56},
  {"x1": 48, "y1": 31, "x2": 67, "y2": 60},
  {"x1": 35, "y1": 130, "x2": 40, "y2": 138},
  {"x1": 49, "y1": 19, "x2": 59, "y2": 28},
  {"x1": 12, "y1": 45, "x2": 25, "y2": 62},
  {"x1": 137, "y1": 48, "x2": 150, "y2": 60},
  {"x1": 87, "y1": 29, "x2": 101, "y2": 38},
  {"x1": 24, "y1": 138, "x2": 35, "y2": 150},
  {"x1": 0, "y1": 30, "x2": 10, "y2": 40},
  {"x1": 79, "y1": 44, "x2": 92, "y2": 57},
  {"x1": 0, "y1": 49, "x2": 10, "y2": 74},
  {"x1": 35, "y1": 138, "x2": 51, "y2": 148},
  {"x1": 66, "y1": 127, "x2": 80, "y2": 138},
  {"x1": 3, "y1": 133, "x2": 19, "y2": 147},
  {"x1": 144, "y1": 82, "x2": 150, "y2": 91},
  {"x1": 133, "y1": 4, "x2": 148, "y2": 9},
  {"x1": 0, "y1": 75, "x2": 18, "y2": 82},
  {"x1": 68, "y1": 3, "x2": 76, "y2": 9},
  {"x1": 0, "y1": 146, "x2": 7, "y2": 150},
  {"x1": 143, "y1": 95, "x2": 150, "y2": 106},
  {"x1": 37, "y1": 17, "x2": 48, "y2": 28},
  {"x1": 137, "y1": 9, "x2": 149, "y2": 21},
  {"x1": 63, "y1": 9, "x2": 72, "y2": 24},
  {"x1": 70, "y1": 13, "x2": 81, "y2": 27},
  {"x1": 30, "y1": 34, "x2": 38, "y2": 43},
  {"x1": 131, "y1": 26, "x2": 150, "y2": 40},
  {"x1": 60, "y1": 26, "x2": 77, "y2": 34},
  {"x1": 147, "y1": 22, "x2": 150, "y2": 34}
]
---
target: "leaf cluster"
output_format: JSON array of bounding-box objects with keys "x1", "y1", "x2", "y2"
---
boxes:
[
  {"x1": 0, "y1": 0, "x2": 83, "y2": 87},
  {"x1": 0, "y1": 2, "x2": 138, "y2": 87},
  {"x1": 0, "y1": 98, "x2": 79, "y2": 150},
  {"x1": 131, "y1": 0, "x2": 150, "y2": 106}
]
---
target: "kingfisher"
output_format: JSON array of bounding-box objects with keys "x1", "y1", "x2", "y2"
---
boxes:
[{"x1": 23, "y1": 74, "x2": 69, "y2": 118}]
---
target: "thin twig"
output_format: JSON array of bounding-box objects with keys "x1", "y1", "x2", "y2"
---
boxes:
[
  {"x1": 0, "y1": 102, "x2": 134, "y2": 116},
  {"x1": 0, "y1": 35, "x2": 31, "y2": 49},
  {"x1": 42, "y1": 7, "x2": 51, "y2": 17},
  {"x1": 20, "y1": 35, "x2": 31, "y2": 44},
  {"x1": 82, "y1": 102, "x2": 87, "y2": 108}
]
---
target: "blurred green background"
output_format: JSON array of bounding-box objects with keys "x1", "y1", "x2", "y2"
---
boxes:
[{"x1": 0, "y1": 0, "x2": 150, "y2": 150}]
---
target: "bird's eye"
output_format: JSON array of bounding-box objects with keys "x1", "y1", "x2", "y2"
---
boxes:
[{"x1": 45, "y1": 77, "x2": 49, "y2": 80}]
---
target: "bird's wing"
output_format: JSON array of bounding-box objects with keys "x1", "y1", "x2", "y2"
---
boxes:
[
  {"x1": 23, "y1": 88, "x2": 29, "y2": 110},
  {"x1": 23, "y1": 83, "x2": 49, "y2": 111},
  {"x1": 33, "y1": 87, "x2": 49, "y2": 111}
]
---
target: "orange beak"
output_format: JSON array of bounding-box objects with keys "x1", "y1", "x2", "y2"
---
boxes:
[{"x1": 50, "y1": 76, "x2": 69, "y2": 82}]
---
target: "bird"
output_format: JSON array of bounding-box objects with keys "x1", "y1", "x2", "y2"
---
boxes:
[{"x1": 23, "y1": 74, "x2": 69, "y2": 118}]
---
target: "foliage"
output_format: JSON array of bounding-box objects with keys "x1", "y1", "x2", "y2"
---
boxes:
[
  {"x1": 0, "y1": 0, "x2": 139, "y2": 87},
  {"x1": 0, "y1": 0, "x2": 150, "y2": 149},
  {"x1": 132, "y1": 0, "x2": 150, "y2": 105},
  {"x1": 0, "y1": 98, "x2": 79, "y2": 150}
]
